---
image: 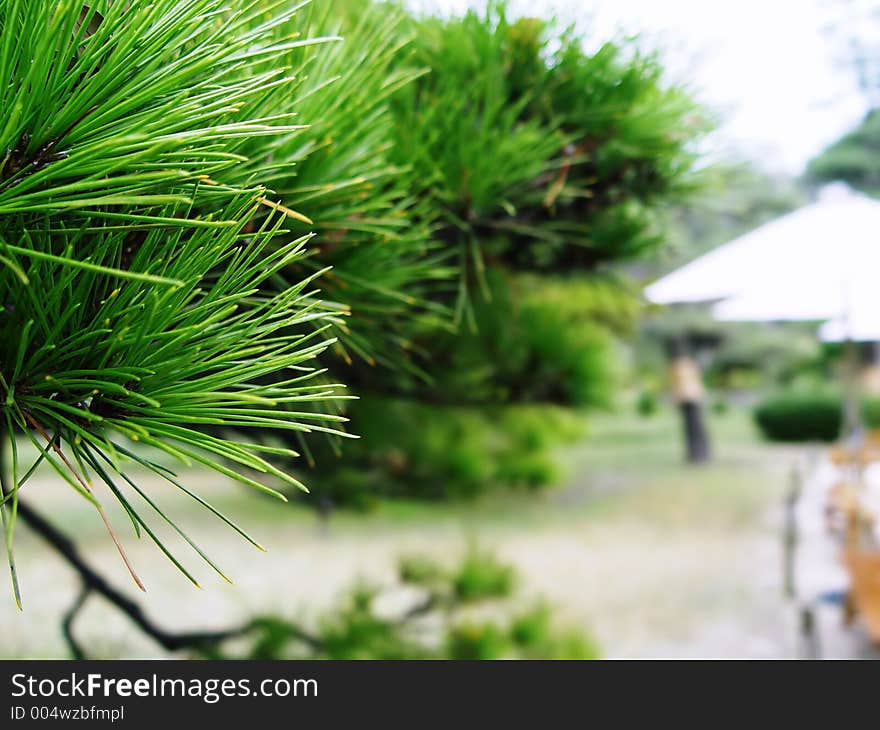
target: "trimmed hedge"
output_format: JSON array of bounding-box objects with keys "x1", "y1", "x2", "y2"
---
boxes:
[{"x1": 753, "y1": 390, "x2": 880, "y2": 442}]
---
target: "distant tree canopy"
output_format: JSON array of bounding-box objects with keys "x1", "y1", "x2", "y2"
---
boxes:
[
  {"x1": 807, "y1": 0, "x2": 880, "y2": 194},
  {"x1": 807, "y1": 110, "x2": 880, "y2": 196},
  {"x1": 649, "y1": 165, "x2": 805, "y2": 271}
]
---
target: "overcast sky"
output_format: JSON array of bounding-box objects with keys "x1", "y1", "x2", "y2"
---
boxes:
[{"x1": 415, "y1": 0, "x2": 874, "y2": 175}]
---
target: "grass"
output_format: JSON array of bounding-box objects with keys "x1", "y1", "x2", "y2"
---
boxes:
[
  {"x1": 12, "y1": 401, "x2": 790, "y2": 536},
  {"x1": 2, "y1": 402, "x2": 804, "y2": 658},
  {"x1": 297, "y1": 401, "x2": 793, "y2": 530},
  {"x1": 555, "y1": 404, "x2": 797, "y2": 526}
]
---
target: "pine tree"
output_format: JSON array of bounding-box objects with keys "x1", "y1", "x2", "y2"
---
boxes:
[
  {"x1": 0, "y1": 0, "x2": 364, "y2": 601},
  {"x1": 302, "y1": 4, "x2": 707, "y2": 505},
  {"x1": 0, "y1": 2, "x2": 707, "y2": 657}
]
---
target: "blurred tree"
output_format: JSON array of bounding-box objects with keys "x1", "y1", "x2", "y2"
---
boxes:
[
  {"x1": 303, "y1": 2, "x2": 708, "y2": 505},
  {"x1": 807, "y1": 110, "x2": 880, "y2": 195},
  {"x1": 647, "y1": 164, "x2": 806, "y2": 270},
  {"x1": 809, "y1": 0, "x2": 880, "y2": 195},
  {"x1": 821, "y1": 0, "x2": 880, "y2": 109}
]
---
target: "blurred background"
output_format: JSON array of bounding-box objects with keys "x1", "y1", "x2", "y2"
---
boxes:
[{"x1": 4, "y1": 0, "x2": 880, "y2": 659}]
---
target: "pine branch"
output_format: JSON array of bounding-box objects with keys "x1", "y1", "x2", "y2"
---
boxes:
[{"x1": 14, "y1": 496, "x2": 255, "y2": 653}]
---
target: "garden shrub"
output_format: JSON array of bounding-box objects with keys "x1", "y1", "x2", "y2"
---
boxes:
[
  {"x1": 452, "y1": 547, "x2": 516, "y2": 602},
  {"x1": 636, "y1": 390, "x2": 659, "y2": 417},
  {"x1": 754, "y1": 391, "x2": 842, "y2": 442},
  {"x1": 753, "y1": 390, "x2": 880, "y2": 442},
  {"x1": 200, "y1": 549, "x2": 599, "y2": 660}
]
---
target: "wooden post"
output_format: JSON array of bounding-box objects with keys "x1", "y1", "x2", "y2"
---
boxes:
[
  {"x1": 799, "y1": 605, "x2": 821, "y2": 659},
  {"x1": 859, "y1": 341, "x2": 880, "y2": 396},
  {"x1": 668, "y1": 338, "x2": 710, "y2": 463},
  {"x1": 842, "y1": 338, "x2": 861, "y2": 438},
  {"x1": 782, "y1": 465, "x2": 802, "y2": 599}
]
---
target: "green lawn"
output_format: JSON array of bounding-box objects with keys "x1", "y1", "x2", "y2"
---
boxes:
[{"x1": 1, "y1": 404, "x2": 804, "y2": 658}]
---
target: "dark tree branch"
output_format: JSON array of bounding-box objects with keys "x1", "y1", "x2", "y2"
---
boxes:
[
  {"x1": 0, "y1": 429, "x2": 324, "y2": 658},
  {"x1": 402, "y1": 593, "x2": 439, "y2": 621},
  {"x1": 62, "y1": 583, "x2": 90, "y2": 660},
  {"x1": 0, "y1": 422, "x2": 254, "y2": 655},
  {"x1": 12, "y1": 497, "x2": 253, "y2": 653}
]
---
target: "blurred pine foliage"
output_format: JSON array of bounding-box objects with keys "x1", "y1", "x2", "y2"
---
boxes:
[{"x1": 300, "y1": 2, "x2": 707, "y2": 506}]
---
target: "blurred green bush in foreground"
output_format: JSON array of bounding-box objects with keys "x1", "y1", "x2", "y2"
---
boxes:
[{"x1": 199, "y1": 548, "x2": 598, "y2": 660}]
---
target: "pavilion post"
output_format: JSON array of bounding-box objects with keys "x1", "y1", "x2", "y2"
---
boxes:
[
  {"x1": 668, "y1": 337, "x2": 711, "y2": 463},
  {"x1": 842, "y1": 338, "x2": 862, "y2": 438}
]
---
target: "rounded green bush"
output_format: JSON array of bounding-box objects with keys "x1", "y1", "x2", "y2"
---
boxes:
[
  {"x1": 636, "y1": 390, "x2": 659, "y2": 417},
  {"x1": 753, "y1": 390, "x2": 880, "y2": 442}
]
